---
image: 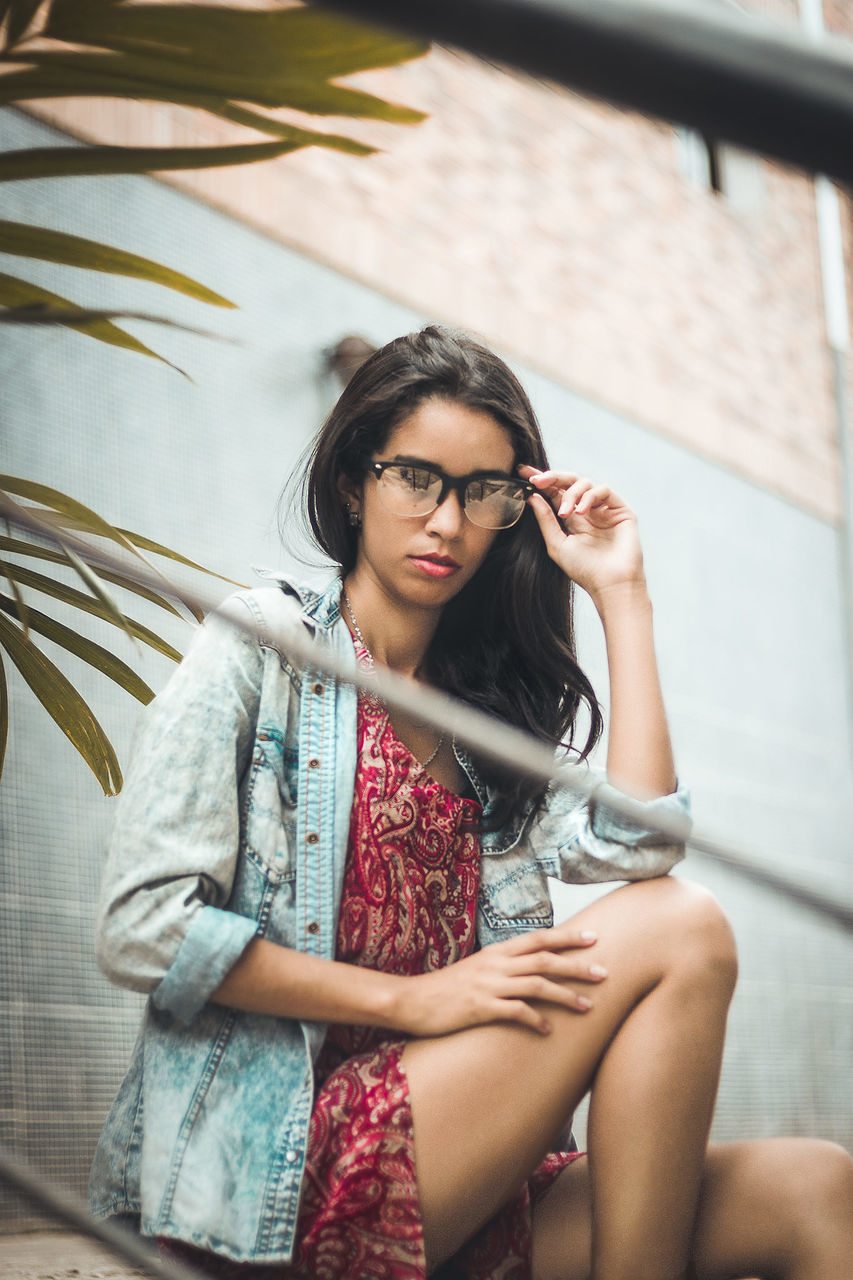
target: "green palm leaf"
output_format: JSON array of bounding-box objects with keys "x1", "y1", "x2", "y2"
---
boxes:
[
  {"x1": 1, "y1": 477, "x2": 153, "y2": 560},
  {"x1": 21, "y1": 50, "x2": 425, "y2": 122},
  {"x1": 1, "y1": 492, "x2": 146, "y2": 634},
  {"x1": 0, "y1": 272, "x2": 184, "y2": 369},
  {"x1": 47, "y1": 3, "x2": 427, "y2": 81},
  {"x1": 56, "y1": 546, "x2": 139, "y2": 650},
  {"x1": 211, "y1": 106, "x2": 374, "y2": 155},
  {"x1": 0, "y1": 610, "x2": 123, "y2": 794},
  {"x1": 0, "y1": 71, "x2": 380, "y2": 154},
  {"x1": 0, "y1": 562, "x2": 182, "y2": 662},
  {"x1": 0, "y1": 137, "x2": 305, "y2": 183},
  {"x1": 0, "y1": 65, "x2": 217, "y2": 105},
  {"x1": 43, "y1": 3, "x2": 428, "y2": 102},
  {"x1": 1, "y1": 554, "x2": 29, "y2": 635},
  {"x1": 0, "y1": 535, "x2": 187, "y2": 621},
  {"x1": 5, "y1": 503, "x2": 243, "y2": 622},
  {"x1": 0, "y1": 592, "x2": 155, "y2": 705},
  {"x1": 28, "y1": 513, "x2": 243, "y2": 589},
  {"x1": 112, "y1": 528, "x2": 243, "y2": 588},
  {"x1": 0, "y1": 220, "x2": 235, "y2": 307},
  {"x1": 0, "y1": 304, "x2": 227, "y2": 345}
]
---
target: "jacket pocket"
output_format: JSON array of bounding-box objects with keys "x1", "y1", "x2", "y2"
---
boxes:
[{"x1": 478, "y1": 861, "x2": 554, "y2": 932}]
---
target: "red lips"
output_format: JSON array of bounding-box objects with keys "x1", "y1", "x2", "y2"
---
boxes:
[
  {"x1": 409, "y1": 553, "x2": 461, "y2": 579},
  {"x1": 416, "y1": 553, "x2": 460, "y2": 568}
]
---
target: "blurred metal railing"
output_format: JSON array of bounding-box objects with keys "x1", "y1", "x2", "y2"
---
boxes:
[
  {"x1": 319, "y1": 0, "x2": 853, "y2": 184},
  {"x1": 0, "y1": 1146, "x2": 208, "y2": 1280}
]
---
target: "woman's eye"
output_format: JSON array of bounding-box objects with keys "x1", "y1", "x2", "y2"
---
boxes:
[{"x1": 469, "y1": 480, "x2": 508, "y2": 501}]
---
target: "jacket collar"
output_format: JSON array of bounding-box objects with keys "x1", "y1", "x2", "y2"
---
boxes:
[
  {"x1": 253, "y1": 567, "x2": 342, "y2": 633},
  {"x1": 297, "y1": 574, "x2": 343, "y2": 631}
]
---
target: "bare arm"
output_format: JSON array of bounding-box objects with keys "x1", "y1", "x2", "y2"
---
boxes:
[
  {"x1": 595, "y1": 581, "x2": 677, "y2": 798},
  {"x1": 521, "y1": 467, "x2": 677, "y2": 800},
  {"x1": 212, "y1": 938, "x2": 401, "y2": 1025},
  {"x1": 212, "y1": 922, "x2": 605, "y2": 1036}
]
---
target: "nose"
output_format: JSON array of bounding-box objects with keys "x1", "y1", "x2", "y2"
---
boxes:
[{"x1": 424, "y1": 487, "x2": 467, "y2": 538}]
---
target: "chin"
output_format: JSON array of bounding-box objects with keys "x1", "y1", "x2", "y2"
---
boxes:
[{"x1": 402, "y1": 574, "x2": 469, "y2": 608}]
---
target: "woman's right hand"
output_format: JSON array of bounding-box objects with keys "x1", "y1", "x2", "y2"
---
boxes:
[{"x1": 391, "y1": 921, "x2": 608, "y2": 1038}]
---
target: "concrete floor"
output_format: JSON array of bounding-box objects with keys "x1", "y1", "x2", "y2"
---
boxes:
[{"x1": 0, "y1": 1234, "x2": 143, "y2": 1280}]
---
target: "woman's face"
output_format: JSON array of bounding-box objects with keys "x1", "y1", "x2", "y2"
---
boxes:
[{"x1": 343, "y1": 396, "x2": 517, "y2": 612}]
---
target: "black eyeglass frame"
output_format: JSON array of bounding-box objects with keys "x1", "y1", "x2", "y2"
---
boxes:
[{"x1": 368, "y1": 460, "x2": 535, "y2": 528}]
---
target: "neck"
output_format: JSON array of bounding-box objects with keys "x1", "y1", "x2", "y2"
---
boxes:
[{"x1": 342, "y1": 573, "x2": 442, "y2": 678}]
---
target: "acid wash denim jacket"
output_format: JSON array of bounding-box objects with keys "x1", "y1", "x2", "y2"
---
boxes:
[{"x1": 88, "y1": 573, "x2": 691, "y2": 1264}]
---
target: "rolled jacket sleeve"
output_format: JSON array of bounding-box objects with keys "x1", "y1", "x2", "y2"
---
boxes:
[
  {"x1": 150, "y1": 904, "x2": 258, "y2": 1024},
  {"x1": 528, "y1": 777, "x2": 692, "y2": 884},
  {"x1": 95, "y1": 596, "x2": 266, "y2": 1022}
]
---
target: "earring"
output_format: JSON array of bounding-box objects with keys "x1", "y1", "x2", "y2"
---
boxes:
[{"x1": 345, "y1": 502, "x2": 361, "y2": 529}]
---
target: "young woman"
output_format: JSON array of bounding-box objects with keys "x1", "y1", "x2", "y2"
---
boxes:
[{"x1": 89, "y1": 327, "x2": 853, "y2": 1280}]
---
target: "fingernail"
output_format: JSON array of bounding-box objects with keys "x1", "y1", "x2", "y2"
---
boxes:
[
  {"x1": 589, "y1": 964, "x2": 608, "y2": 978},
  {"x1": 577, "y1": 996, "x2": 592, "y2": 1010},
  {"x1": 580, "y1": 930, "x2": 597, "y2": 942}
]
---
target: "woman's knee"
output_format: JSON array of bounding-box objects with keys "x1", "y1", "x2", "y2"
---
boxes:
[
  {"x1": 788, "y1": 1140, "x2": 853, "y2": 1238},
  {"x1": 741, "y1": 1139, "x2": 853, "y2": 1264},
  {"x1": 617, "y1": 876, "x2": 738, "y2": 992},
  {"x1": 698, "y1": 1139, "x2": 853, "y2": 1272}
]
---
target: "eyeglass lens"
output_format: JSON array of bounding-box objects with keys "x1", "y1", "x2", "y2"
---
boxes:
[{"x1": 377, "y1": 465, "x2": 527, "y2": 529}]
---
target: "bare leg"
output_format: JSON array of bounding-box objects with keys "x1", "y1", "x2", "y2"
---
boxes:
[
  {"x1": 531, "y1": 1137, "x2": 853, "y2": 1280},
  {"x1": 402, "y1": 876, "x2": 738, "y2": 1278}
]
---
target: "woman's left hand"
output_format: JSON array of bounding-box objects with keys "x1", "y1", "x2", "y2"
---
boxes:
[{"x1": 520, "y1": 465, "x2": 645, "y2": 602}]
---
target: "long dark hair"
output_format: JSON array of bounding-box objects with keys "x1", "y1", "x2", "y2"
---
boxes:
[{"x1": 304, "y1": 326, "x2": 602, "y2": 828}]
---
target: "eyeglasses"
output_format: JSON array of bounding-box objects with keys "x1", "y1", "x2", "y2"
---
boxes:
[{"x1": 369, "y1": 460, "x2": 534, "y2": 530}]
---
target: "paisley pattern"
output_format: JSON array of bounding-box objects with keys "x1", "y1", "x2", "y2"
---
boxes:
[
  {"x1": 336, "y1": 687, "x2": 482, "y2": 973},
  {"x1": 160, "y1": 686, "x2": 582, "y2": 1280}
]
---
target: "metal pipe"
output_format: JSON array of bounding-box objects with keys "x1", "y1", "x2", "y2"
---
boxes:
[{"x1": 316, "y1": 0, "x2": 853, "y2": 184}]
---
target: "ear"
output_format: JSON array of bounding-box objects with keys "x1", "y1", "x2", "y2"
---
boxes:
[{"x1": 336, "y1": 472, "x2": 362, "y2": 518}]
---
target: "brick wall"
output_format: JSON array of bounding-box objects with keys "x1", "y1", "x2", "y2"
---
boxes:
[{"x1": 24, "y1": 0, "x2": 853, "y2": 519}]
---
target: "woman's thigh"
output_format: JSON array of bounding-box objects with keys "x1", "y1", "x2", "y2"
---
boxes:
[{"x1": 401, "y1": 876, "x2": 736, "y2": 1268}]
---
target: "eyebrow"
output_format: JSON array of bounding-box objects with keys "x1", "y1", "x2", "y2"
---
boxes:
[{"x1": 388, "y1": 454, "x2": 518, "y2": 481}]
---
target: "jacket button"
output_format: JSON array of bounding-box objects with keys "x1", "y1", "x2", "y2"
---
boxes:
[
  {"x1": 312, "y1": 682, "x2": 324, "y2": 695},
  {"x1": 306, "y1": 832, "x2": 319, "y2": 845},
  {"x1": 308, "y1": 758, "x2": 320, "y2": 769},
  {"x1": 285, "y1": 1149, "x2": 299, "y2": 1164},
  {"x1": 307, "y1": 921, "x2": 320, "y2": 934}
]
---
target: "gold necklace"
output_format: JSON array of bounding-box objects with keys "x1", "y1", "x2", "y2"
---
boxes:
[{"x1": 342, "y1": 586, "x2": 445, "y2": 769}]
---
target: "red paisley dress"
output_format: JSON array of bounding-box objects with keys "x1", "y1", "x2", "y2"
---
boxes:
[{"x1": 161, "y1": 678, "x2": 582, "y2": 1280}]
